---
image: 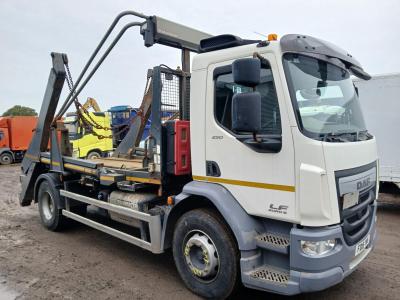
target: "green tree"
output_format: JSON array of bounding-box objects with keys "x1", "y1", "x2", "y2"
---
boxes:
[{"x1": 2, "y1": 105, "x2": 37, "y2": 116}]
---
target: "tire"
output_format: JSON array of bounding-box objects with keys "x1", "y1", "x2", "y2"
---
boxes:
[
  {"x1": 87, "y1": 151, "x2": 101, "y2": 159},
  {"x1": 173, "y1": 208, "x2": 240, "y2": 299},
  {"x1": 0, "y1": 152, "x2": 13, "y2": 165},
  {"x1": 37, "y1": 180, "x2": 66, "y2": 231}
]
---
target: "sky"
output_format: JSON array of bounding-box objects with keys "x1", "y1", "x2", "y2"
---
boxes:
[{"x1": 0, "y1": 0, "x2": 399, "y2": 115}]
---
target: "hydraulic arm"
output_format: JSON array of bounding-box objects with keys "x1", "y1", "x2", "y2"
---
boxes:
[
  {"x1": 19, "y1": 10, "x2": 211, "y2": 205},
  {"x1": 20, "y1": 52, "x2": 67, "y2": 206}
]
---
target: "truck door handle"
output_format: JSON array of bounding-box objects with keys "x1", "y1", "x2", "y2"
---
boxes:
[{"x1": 206, "y1": 161, "x2": 221, "y2": 177}]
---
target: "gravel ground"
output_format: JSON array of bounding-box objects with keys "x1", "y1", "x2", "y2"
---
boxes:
[{"x1": 0, "y1": 164, "x2": 399, "y2": 299}]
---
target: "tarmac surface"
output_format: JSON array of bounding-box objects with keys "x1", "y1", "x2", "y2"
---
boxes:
[{"x1": 0, "y1": 164, "x2": 399, "y2": 299}]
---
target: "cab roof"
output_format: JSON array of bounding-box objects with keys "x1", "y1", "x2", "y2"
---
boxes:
[{"x1": 194, "y1": 33, "x2": 370, "y2": 79}]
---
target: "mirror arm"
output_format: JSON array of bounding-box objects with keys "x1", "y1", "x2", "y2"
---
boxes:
[
  {"x1": 248, "y1": 58, "x2": 259, "y2": 142},
  {"x1": 253, "y1": 52, "x2": 269, "y2": 65}
]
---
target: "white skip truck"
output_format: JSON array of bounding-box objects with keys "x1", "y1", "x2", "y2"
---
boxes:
[{"x1": 19, "y1": 11, "x2": 378, "y2": 298}]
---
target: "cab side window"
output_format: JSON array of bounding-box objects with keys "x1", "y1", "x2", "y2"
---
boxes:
[{"x1": 214, "y1": 65, "x2": 282, "y2": 135}]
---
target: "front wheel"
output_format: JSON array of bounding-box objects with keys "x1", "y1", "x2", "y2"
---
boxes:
[
  {"x1": 87, "y1": 151, "x2": 101, "y2": 159},
  {"x1": 0, "y1": 152, "x2": 13, "y2": 165},
  {"x1": 172, "y1": 208, "x2": 240, "y2": 299}
]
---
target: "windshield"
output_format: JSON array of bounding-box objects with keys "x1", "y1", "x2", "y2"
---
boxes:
[
  {"x1": 283, "y1": 53, "x2": 370, "y2": 142},
  {"x1": 64, "y1": 118, "x2": 80, "y2": 140}
]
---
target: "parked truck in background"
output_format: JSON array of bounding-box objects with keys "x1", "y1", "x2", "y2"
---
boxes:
[
  {"x1": 63, "y1": 112, "x2": 113, "y2": 159},
  {"x1": 19, "y1": 11, "x2": 379, "y2": 298},
  {"x1": 0, "y1": 116, "x2": 37, "y2": 164},
  {"x1": 354, "y1": 73, "x2": 400, "y2": 191},
  {"x1": 109, "y1": 105, "x2": 151, "y2": 147},
  {"x1": 63, "y1": 97, "x2": 113, "y2": 159}
]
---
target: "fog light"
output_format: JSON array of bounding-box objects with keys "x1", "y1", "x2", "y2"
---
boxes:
[{"x1": 301, "y1": 239, "x2": 336, "y2": 256}]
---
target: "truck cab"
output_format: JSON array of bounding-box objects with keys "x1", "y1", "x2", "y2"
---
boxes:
[
  {"x1": 0, "y1": 123, "x2": 11, "y2": 164},
  {"x1": 188, "y1": 34, "x2": 378, "y2": 294},
  {"x1": 63, "y1": 112, "x2": 113, "y2": 159},
  {"x1": 0, "y1": 126, "x2": 10, "y2": 148},
  {"x1": 0, "y1": 116, "x2": 38, "y2": 164}
]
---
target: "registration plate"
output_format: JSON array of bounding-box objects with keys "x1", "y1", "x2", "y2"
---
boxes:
[{"x1": 355, "y1": 234, "x2": 370, "y2": 256}]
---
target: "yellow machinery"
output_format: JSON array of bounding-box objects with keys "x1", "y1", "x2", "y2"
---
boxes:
[
  {"x1": 82, "y1": 97, "x2": 101, "y2": 112},
  {"x1": 63, "y1": 98, "x2": 113, "y2": 159}
]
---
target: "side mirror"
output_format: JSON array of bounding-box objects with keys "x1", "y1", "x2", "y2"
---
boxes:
[
  {"x1": 231, "y1": 57, "x2": 282, "y2": 153},
  {"x1": 231, "y1": 92, "x2": 282, "y2": 153},
  {"x1": 232, "y1": 92, "x2": 261, "y2": 133},
  {"x1": 232, "y1": 57, "x2": 262, "y2": 134},
  {"x1": 232, "y1": 58, "x2": 261, "y2": 86}
]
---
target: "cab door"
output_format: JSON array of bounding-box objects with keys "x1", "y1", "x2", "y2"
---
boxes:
[
  {"x1": 0, "y1": 129, "x2": 9, "y2": 148},
  {"x1": 202, "y1": 53, "x2": 296, "y2": 221}
]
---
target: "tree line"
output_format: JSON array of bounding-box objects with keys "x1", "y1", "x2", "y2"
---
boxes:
[{"x1": 1, "y1": 105, "x2": 37, "y2": 117}]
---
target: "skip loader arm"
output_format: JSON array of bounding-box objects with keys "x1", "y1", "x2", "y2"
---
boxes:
[{"x1": 19, "y1": 52, "x2": 67, "y2": 206}]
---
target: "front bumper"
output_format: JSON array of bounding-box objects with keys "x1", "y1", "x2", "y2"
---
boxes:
[{"x1": 241, "y1": 201, "x2": 377, "y2": 295}]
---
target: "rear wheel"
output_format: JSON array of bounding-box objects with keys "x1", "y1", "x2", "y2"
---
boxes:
[
  {"x1": 87, "y1": 151, "x2": 101, "y2": 159},
  {"x1": 38, "y1": 180, "x2": 66, "y2": 231},
  {"x1": 172, "y1": 208, "x2": 240, "y2": 299},
  {"x1": 0, "y1": 152, "x2": 13, "y2": 165}
]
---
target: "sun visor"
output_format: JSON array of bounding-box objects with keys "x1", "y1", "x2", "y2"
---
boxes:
[{"x1": 281, "y1": 34, "x2": 371, "y2": 80}]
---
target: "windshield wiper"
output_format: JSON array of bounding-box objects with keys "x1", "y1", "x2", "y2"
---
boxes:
[
  {"x1": 322, "y1": 132, "x2": 349, "y2": 142},
  {"x1": 322, "y1": 130, "x2": 371, "y2": 142},
  {"x1": 350, "y1": 130, "x2": 373, "y2": 141}
]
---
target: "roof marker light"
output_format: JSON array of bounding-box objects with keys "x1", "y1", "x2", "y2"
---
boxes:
[{"x1": 268, "y1": 34, "x2": 278, "y2": 41}]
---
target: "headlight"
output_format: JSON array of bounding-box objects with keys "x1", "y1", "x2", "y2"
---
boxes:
[{"x1": 301, "y1": 239, "x2": 336, "y2": 256}]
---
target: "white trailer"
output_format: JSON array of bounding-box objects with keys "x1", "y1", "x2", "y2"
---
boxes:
[{"x1": 354, "y1": 74, "x2": 400, "y2": 188}]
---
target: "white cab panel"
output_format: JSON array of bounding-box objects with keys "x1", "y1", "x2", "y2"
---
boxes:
[
  {"x1": 203, "y1": 51, "x2": 296, "y2": 222},
  {"x1": 190, "y1": 69, "x2": 208, "y2": 176}
]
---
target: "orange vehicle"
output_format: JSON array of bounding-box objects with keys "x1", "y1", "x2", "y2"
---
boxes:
[{"x1": 0, "y1": 116, "x2": 37, "y2": 164}]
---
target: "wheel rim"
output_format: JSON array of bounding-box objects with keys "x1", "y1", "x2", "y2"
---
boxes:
[
  {"x1": 41, "y1": 191, "x2": 55, "y2": 221},
  {"x1": 89, "y1": 152, "x2": 100, "y2": 159},
  {"x1": 1, "y1": 155, "x2": 11, "y2": 164},
  {"x1": 183, "y1": 230, "x2": 220, "y2": 282}
]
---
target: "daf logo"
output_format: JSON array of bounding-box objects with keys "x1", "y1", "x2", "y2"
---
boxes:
[
  {"x1": 268, "y1": 204, "x2": 288, "y2": 215},
  {"x1": 356, "y1": 178, "x2": 371, "y2": 190}
]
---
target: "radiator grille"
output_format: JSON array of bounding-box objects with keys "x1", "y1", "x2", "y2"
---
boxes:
[
  {"x1": 341, "y1": 187, "x2": 375, "y2": 246},
  {"x1": 335, "y1": 162, "x2": 377, "y2": 246}
]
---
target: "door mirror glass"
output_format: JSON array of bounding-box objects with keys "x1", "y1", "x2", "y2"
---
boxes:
[
  {"x1": 232, "y1": 58, "x2": 261, "y2": 87},
  {"x1": 232, "y1": 92, "x2": 261, "y2": 133}
]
